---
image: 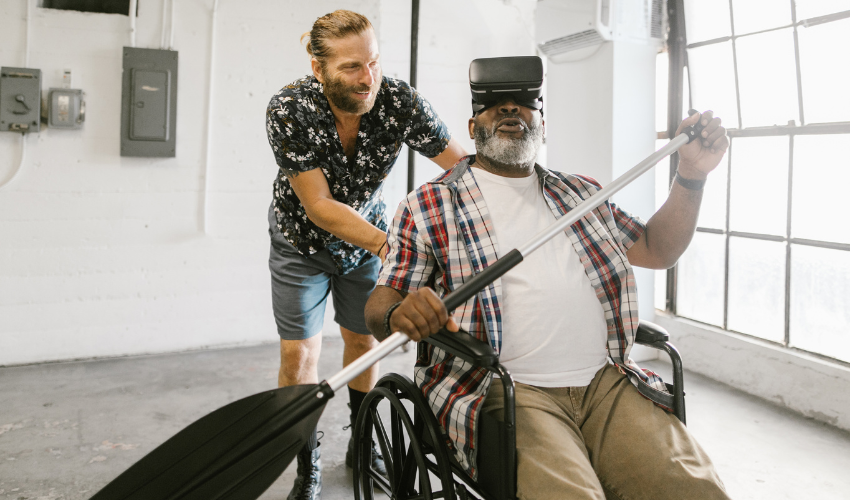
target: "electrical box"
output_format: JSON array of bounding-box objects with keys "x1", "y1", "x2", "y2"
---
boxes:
[
  {"x1": 121, "y1": 47, "x2": 178, "y2": 157},
  {"x1": 0, "y1": 67, "x2": 42, "y2": 133},
  {"x1": 48, "y1": 88, "x2": 85, "y2": 129}
]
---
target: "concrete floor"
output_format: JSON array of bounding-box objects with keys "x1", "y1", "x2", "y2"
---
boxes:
[{"x1": 2, "y1": 336, "x2": 850, "y2": 500}]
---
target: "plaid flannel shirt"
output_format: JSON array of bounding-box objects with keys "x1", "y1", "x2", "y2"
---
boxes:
[{"x1": 377, "y1": 156, "x2": 671, "y2": 478}]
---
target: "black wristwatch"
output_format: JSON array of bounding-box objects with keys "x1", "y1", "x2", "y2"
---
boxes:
[{"x1": 383, "y1": 302, "x2": 402, "y2": 338}]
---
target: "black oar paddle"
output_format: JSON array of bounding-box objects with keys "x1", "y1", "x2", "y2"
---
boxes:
[{"x1": 90, "y1": 119, "x2": 703, "y2": 499}]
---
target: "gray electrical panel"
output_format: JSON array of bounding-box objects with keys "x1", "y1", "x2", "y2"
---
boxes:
[
  {"x1": 48, "y1": 88, "x2": 85, "y2": 129},
  {"x1": 0, "y1": 67, "x2": 42, "y2": 133},
  {"x1": 121, "y1": 47, "x2": 178, "y2": 157}
]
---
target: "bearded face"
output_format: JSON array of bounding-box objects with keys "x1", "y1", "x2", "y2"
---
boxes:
[
  {"x1": 473, "y1": 111, "x2": 544, "y2": 170},
  {"x1": 321, "y1": 66, "x2": 382, "y2": 115}
]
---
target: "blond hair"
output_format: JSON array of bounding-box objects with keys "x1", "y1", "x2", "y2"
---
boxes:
[{"x1": 300, "y1": 10, "x2": 373, "y2": 69}]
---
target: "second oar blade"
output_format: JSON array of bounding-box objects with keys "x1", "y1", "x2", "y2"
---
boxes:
[{"x1": 90, "y1": 384, "x2": 328, "y2": 500}]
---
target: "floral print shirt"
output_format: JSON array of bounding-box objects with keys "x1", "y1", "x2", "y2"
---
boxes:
[{"x1": 266, "y1": 75, "x2": 452, "y2": 274}]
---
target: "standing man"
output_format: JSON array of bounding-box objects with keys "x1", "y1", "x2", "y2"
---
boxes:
[{"x1": 265, "y1": 10, "x2": 466, "y2": 500}]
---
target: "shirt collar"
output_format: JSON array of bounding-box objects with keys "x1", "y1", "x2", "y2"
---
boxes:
[{"x1": 439, "y1": 154, "x2": 554, "y2": 186}]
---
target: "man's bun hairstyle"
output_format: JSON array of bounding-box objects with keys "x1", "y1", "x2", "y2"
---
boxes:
[{"x1": 301, "y1": 10, "x2": 373, "y2": 70}]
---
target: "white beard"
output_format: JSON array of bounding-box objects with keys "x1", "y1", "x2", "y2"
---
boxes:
[{"x1": 474, "y1": 114, "x2": 544, "y2": 167}]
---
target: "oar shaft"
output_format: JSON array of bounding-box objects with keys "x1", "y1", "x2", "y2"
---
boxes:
[
  {"x1": 326, "y1": 332, "x2": 409, "y2": 392},
  {"x1": 442, "y1": 133, "x2": 690, "y2": 314},
  {"x1": 519, "y1": 133, "x2": 688, "y2": 256}
]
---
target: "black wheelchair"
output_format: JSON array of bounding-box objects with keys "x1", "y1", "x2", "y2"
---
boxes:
[{"x1": 352, "y1": 320, "x2": 685, "y2": 500}]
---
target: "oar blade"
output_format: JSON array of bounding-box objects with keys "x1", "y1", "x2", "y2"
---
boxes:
[
  {"x1": 184, "y1": 402, "x2": 325, "y2": 500},
  {"x1": 90, "y1": 384, "x2": 325, "y2": 500}
]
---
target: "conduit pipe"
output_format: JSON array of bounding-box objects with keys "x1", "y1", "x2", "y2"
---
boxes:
[
  {"x1": 201, "y1": 0, "x2": 220, "y2": 233},
  {"x1": 1, "y1": 0, "x2": 33, "y2": 191},
  {"x1": 169, "y1": 0, "x2": 177, "y2": 49},
  {"x1": 0, "y1": 135, "x2": 28, "y2": 191},
  {"x1": 25, "y1": 0, "x2": 32, "y2": 66},
  {"x1": 129, "y1": 0, "x2": 137, "y2": 47},
  {"x1": 160, "y1": 0, "x2": 169, "y2": 48}
]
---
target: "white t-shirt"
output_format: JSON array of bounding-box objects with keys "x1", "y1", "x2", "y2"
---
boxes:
[{"x1": 471, "y1": 166, "x2": 609, "y2": 387}]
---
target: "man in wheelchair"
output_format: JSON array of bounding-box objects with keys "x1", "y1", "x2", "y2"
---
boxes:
[{"x1": 365, "y1": 56, "x2": 731, "y2": 499}]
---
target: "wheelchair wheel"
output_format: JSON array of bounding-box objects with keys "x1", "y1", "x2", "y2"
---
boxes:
[{"x1": 353, "y1": 373, "x2": 457, "y2": 500}]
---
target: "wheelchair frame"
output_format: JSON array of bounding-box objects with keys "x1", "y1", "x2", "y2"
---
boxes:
[{"x1": 353, "y1": 320, "x2": 685, "y2": 500}]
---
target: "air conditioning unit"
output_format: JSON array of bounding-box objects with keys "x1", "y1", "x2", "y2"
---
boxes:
[{"x1": 536, "y1": 0, "x2": 664, "y2": 63}]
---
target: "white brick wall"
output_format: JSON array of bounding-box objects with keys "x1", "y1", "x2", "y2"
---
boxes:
[{"x1": 0, "y1": 0, "x2": 536, "y2": 365}]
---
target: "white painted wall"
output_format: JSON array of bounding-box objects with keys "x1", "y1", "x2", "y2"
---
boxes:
[{"x1": 0, "y1": 0, "x2": 535, "y2": 366}]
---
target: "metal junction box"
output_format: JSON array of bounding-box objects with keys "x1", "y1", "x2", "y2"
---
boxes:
[
  {"x1": 48, "y1": 88, "x2": 85, "y2": 129},
  {"x1": 0, "y1": 67, "x2": 42, "y2": 133},
  {"x1": 121, "y1": 47, "x2": 178, "y2": 157}
]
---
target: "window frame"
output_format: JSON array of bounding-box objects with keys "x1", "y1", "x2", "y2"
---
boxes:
[{"x1": 662, "y1": 0, "x2": 850, "y2": 365}]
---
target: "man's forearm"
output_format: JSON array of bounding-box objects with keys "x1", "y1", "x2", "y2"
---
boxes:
[
  {"x1": 365, "y1": 285, "x2": 406, "y2": 341},
  {"x1": 305, "y1": 197, "x2": 387, "y2": 255},
  {"x1": 639, "y1": 176, "x2": 704, "y2": 269}
]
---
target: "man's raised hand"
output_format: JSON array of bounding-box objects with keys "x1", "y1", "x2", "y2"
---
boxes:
[
  {"x1": 675, "y1": 110, "x2": 729, "y2": 180},
  {"x1": 389, "y1": 288, "x2": 459, "y2": 342}
]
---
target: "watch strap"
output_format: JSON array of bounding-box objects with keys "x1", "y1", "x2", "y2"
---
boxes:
[
  {"x1": 675, "y1": 171, "x2": 707, "y2": 190},
  {"x1": 383, "y1": 302, "x2": 403, "y2": 338}
]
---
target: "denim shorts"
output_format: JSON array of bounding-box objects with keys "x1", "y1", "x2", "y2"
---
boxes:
[{"x1": 268, "y1": 207, "x2": 380, "y2": 340}]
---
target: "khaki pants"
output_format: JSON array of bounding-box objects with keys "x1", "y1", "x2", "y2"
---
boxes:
[{"x1": 481, "y1": 364, "x2": 730, "y2": 500}]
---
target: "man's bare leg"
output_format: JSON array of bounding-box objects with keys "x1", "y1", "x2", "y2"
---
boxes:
[
  {"x1": 279, "y1": 335, "x2": 322, "y2": 388},
  {"x1": 340, "y1": 326, "x2": 385, "y2": 474},
  {"x1": 279, "y1": 335, "x2": 323, "y2": 499},
  {"x1": 340, "y1": 326, "x2": 379, "y2": 391}
]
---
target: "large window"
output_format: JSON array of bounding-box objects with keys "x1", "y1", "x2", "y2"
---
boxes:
[{"x1": 658, "y1": 0, "x2": 850, "y2": 364}]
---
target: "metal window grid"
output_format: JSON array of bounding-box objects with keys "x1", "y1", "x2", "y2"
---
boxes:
[{"x1": 663, "y1": 0, "x2": 850, "y2": 365}]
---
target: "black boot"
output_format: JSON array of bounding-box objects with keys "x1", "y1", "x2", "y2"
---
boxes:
[
  {"x1": 346, "y1": 422, "x2": 387, "y2": 477},
  {"x1": 287, "y1": 443, "x2": 321, "y2": 500}
]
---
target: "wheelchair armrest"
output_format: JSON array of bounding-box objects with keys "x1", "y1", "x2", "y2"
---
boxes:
[
  {"x1": 424, "y1": 328, "x2": 499, "y2": 368},
  {"x1": 635, "y1": 320, "x2": 669, "y2": 344}
]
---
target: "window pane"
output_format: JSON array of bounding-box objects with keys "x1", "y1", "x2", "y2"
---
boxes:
[
  {"x1": 698, "y1": 150, "x2": 729, "y2": 230},
  {"x1": 655, "y1": 268, "x2": 667, "y2": 311},
  {"x1": 791, "y1": 134, "x2": 850, "y2": 243},
  {"x1": 732, "y1": 0, "x2": 793, "y2": 35},
  {"x1": 684, "y1": 0, "x2": 732, "y2": 44},
  {"x1": 688, "y1": 41, "x2": 739, "y2": 128},
  {"x1": 796, "y1": 0, "x2": 850, "y2": 20},
  {"x1": 735, "y1": 28, "x2": 800, "y2": 127},
  {"x1": 656, "y1": 52, "x2": 669, "y2": 133},
  {"x1": 728, "y1": 237, "x2": 786, "y2": 342},
  {"x1": 655, "y1": 139, "x2": 671, "y2": 212},
  {"x1": 729, "y1": 136, "x2": 789, "y2": 235},
  {"x1": 798, "y1": 18, "x2": 850, "y2": 124},
  {"x1": 676, "y1": 232, "x2": 726, "y2": 327},
  {"x1": 790, "y1": 245, "x2": 850, "y2": 363}
]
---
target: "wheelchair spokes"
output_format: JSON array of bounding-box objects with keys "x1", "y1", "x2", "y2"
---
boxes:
[{"x1": 354, "y1": 375, "x2": 457, "y2": 500}]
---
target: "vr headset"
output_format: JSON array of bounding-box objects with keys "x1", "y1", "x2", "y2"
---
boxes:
[{"x1": 469, "y1": 56, "x2": 544, "y2": 116}]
